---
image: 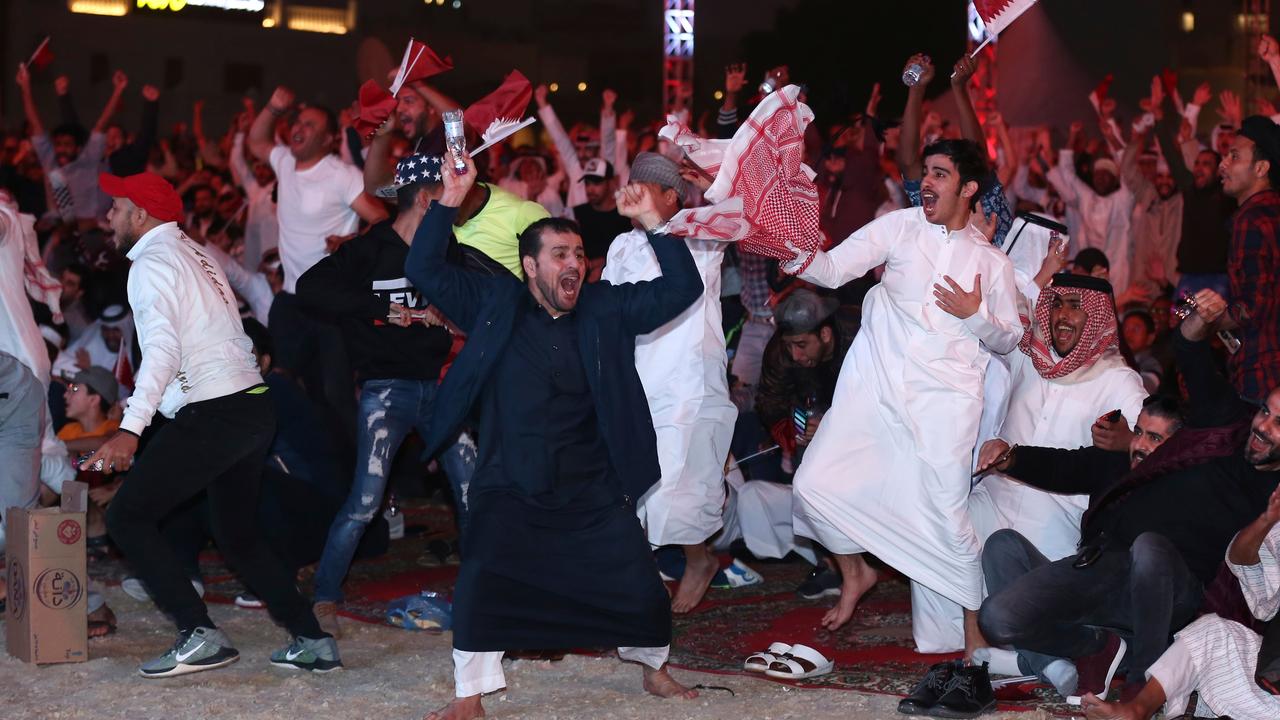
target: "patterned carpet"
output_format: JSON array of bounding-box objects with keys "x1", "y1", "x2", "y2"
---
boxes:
[{"x1": 88, "y1": 501, "x2": 1075, "y2": 715}]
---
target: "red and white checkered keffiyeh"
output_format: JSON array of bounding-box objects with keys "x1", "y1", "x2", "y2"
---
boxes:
[
  {"x1": 661, "y1": 85, "x2": 823, "y2": 274},
  {"x1": 1018, "y1": 282, "x2": 1118, "y2": 380},
  {"x1": 0, "y1": 196, "x2": 62, "y2": 321}
]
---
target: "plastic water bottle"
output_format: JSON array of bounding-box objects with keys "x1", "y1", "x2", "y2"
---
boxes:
[
  {"x1": 442, "y1": 109, "x2": 467, "y2": 175},
  {"x1": 902, "y1": 63, "x2": 924, "y2": 87},
  {"x1": 758, "y1": 77, "x2": 777, "y2": 97}
]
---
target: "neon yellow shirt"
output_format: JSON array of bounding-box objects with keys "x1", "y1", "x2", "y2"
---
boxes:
[{"x1": 455, "y1": 183, "x2": 550, "y2": 277}]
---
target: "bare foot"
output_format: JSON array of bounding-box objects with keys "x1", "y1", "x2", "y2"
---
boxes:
[
  {"x1": 671, "y1": 548, "x2": 718, "y2": 614},
  {"x1": 1081, "y1": 692, "x2": 1140, "y2": 720},
  {"x1": 819, "y1": 558, "x2": 877, "y2": 631},
  {"x1": 423, "y1": 695, "x2": 484, "y2": 720},
  {"x1": 87, "y1": 604, "x2": 116, "y2": 638},
  {"x1": 642, "y1": 665, "x2": 699, "y2": 699}
]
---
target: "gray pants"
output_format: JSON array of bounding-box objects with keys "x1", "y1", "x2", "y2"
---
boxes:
[{"x1": 0, "y1": 352, "x2": 45, "y2": 554}]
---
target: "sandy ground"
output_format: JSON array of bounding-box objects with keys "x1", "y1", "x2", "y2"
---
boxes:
[{"x1": 1, "y1": 587, "x2": 1052, "y2": 720}]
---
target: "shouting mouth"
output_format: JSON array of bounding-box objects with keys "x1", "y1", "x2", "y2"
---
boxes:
[
  {"x1": 559, "y1": 274, "x2": 581, "y2": 300},
  {"x1": 1249, "y1": 429, "x2": 1274, "y2": 456},
  {"x1": 921, "y1": 190, "x2": 938, "y2": 214},
  {"x1": 1053, "y1": 322, "x2": 1076, "y2": 344}
]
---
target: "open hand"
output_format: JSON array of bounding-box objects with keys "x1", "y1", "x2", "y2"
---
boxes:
[
  {"x1": 534, "y1": 84, "x2": 549, "y2": 108},
  {"x1": 972, "y1": 210, "x2": 998, "y2": 242},
  {"x1": 1191, "y1": 81, "x2": 1212, "y2": 107},
  {"x1": 933, "y1": 274, "x2": 983, "y2": 319},
  {"x1": 724, "y1": 63, "x2": 747, "y2": 94}
]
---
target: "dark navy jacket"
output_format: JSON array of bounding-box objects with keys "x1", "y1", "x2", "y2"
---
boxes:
[{"x1": 405, "y1": 203, "x2": 703, "y2": 502}]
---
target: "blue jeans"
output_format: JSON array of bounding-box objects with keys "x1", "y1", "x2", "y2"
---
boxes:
[{"x1": 312, "y1": 378, "x2": 475, "y2": 603}]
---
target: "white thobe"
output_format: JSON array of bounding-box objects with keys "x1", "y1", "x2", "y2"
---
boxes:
[
  {"x1": 0, "y1": 207, "x2": 74, "y2": 496},
  {"x1": 790, "y1": 207, "x2": 1023, "y2": 648},
  {"x1": 1147, "y1": 524, "x2": 1280, "y2": 718},
  {"x1": 969, "y1": 352, "x2": 1147, "y2": 562},
  {"x1": 1046, "y1": 150, "x2": 1136, "y2": 295},
  {"x1": 602, "y1": 229, "x2": 738, "y2": 546},
  {"x1": 50, "y1": 317, "x2": 134, "y2": 383}
]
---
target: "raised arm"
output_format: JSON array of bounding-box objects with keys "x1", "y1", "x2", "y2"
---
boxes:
[
  {"x1": 1227, "y1": 487, "x2": 1280, "y2": 621},
  {"x1": 1120, "y1": 129, "x2": 1153, "y2": 197},
  {"x1": 799, "y1": 210, "x2": 901, "y2": 289},
  {"x1": 1045, "y1": 124, "x2": 1089, "y2": 206},
  {"x1": 535, "y1": 85, "x2": 584, "y2": 179},
  {"x1": 600, "y1": 89, "x2": 617, "y2": 166},
  {"x1": 950, "y1": 55, "x2": 983, "y2": 145},
  {"x1": 896, "y1": 53, "x2": 935, "y2": 183},
  {"x1": 249, "y1": 86, "x2": 292, "y2": 163},
  {"x1": 405, "y1": 153, "x2": 495, "y2": 331},
  {"x1": 191, "y1": 99, "x2": 225, "y2": 169},
  {"x1": 610, "y1": 183, "x2": 703, "y2": 335},
  {"x1": 55, "y1": 75, "x2": 81, "y2": 129},
  {"x1": 92, "y1": 70, "x2": 128, "y2": 135},
  {"x1": 716, "y1": 63, "x2": 747, "y2": 140},
  {"x1": 15, "y1": 64, "x2": 45, "y2": 138}
]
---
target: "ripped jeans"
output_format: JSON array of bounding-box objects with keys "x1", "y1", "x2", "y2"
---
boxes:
[{"x1": 312, "y1": 378, "x2": 475, "y2": 604}]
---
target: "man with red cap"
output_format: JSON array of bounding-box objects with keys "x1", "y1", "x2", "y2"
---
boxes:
[{"x1": 83, "y1": 172, "x2": 340, "y2": 678}]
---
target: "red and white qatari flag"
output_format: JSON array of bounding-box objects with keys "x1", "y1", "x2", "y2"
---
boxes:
[
  {"x1": 389, "y1": 38, "x2": 453, "y2": 97},
  {"x1": 973, "y1": 0, "x2": 1039, "y2": 38}
]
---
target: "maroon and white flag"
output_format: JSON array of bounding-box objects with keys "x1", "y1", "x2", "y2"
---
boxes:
[{"x1": 973, "y1": 0, "x2": 1039, "y2": 37}]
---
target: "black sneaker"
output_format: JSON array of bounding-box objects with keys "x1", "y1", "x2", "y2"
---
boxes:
[
  {"x1": 898, "y1": 659, "x2": 960, "y2": 715},
  {"x1": 796, "y1": 564, "x2": 841, "y2": 599},
  {"x1": 929, "y1": 662, "x2": 997, "y2": 719}
]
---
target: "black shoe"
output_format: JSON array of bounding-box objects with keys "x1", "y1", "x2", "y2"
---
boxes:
[
  {"x1": 929, "y1": 662, "x2": 997, "y2": 719},
  {"x1": 898, "y1": 659, "x2": 961, "y2": 715},
  {"x1": 796, "y1": 564, "x2": 841, "y2": 599}
]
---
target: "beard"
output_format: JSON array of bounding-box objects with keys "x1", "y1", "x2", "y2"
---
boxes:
[{"x1": 1245, "y1": 426, "x2": 1280, "y2": 466}]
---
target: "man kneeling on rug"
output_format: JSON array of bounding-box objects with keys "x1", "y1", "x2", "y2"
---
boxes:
[{"x1": 405, "y1": 153, "x2": 705, "y2": 719}]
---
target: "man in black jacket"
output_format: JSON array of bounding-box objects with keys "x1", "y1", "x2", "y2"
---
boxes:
[
  {"x1": 408, "y1": 153, "x2": 704, "y2": 720},
  {"x1": 297, "y1": 153, "x2": 471, "y2": 638},
  {"x1": 976, "y1": 288, "x2": 1280, "y2": 702}
]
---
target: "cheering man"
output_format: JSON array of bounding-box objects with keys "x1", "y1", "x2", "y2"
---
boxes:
[{"x1": 84, "y1": 172, "x2": 338, "y2": 678}]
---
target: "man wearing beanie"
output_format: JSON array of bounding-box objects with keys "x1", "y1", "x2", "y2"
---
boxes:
[
  {"x1": 83, "y1": 172, "x2": 340, "y2": 678},
  {"x1": 601, "y1": 152, "x2": 739, "y2": 613},
  {"x1": 1219, "y1": 116, "x2": 1280, "y2": 404}
]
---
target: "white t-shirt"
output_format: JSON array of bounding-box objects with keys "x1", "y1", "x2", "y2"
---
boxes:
[{"x1": 269, "y1": 146, "x2": 364, "y2": 293}]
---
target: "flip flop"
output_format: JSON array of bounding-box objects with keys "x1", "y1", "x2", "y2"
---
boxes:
[
  {"x1": 764, "y1": 643, "x2": 834, "y2": 680},
  {"x1": 744, "y1": 641, "x2": 792, "y2": 672}
]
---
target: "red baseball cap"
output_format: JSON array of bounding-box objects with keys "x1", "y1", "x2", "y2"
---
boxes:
[{"x1": 98, "y1": 172, "x2": 184, "y2": 223}]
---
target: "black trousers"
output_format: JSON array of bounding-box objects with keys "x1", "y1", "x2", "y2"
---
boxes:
[
  {"x1": 978, "y1": 529, "x2": 1203, "y2": 683},
  {"x1": 106, "y1": 386, "x2": 322, "y2": 639}
]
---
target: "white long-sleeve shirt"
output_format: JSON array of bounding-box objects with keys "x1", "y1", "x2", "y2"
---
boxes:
[
  {"x1": 1046, "y1": 149, "x2": 1136, "y2": 294},
  {"x1": 121, "y1": 223, "x2": 262, "y2": 435}
]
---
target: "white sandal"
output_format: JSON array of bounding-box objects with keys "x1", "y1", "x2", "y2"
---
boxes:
[
  {"x1": 764, "y1": 643, "x2": 834, "y2": 680},
  {"x1": 743, "y1": 642, "x2": 792, "y2": 672}
]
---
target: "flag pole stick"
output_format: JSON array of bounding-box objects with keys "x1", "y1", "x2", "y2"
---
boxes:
[
  {"x1": 968, "y1": 35, "x2": 994, "y2": 58},
  {"x1": 26, "y1": 36, "x2": 49, "y2": 68}
]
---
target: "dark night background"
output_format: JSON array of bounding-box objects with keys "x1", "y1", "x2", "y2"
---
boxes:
[{"x1": 1, "y1": 1, "x2": 1273, "y2": 135}]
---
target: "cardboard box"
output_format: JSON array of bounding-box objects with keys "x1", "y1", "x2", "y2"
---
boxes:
[{"x1": 5, "y1": 481, "x2": 88, "y2": 664}]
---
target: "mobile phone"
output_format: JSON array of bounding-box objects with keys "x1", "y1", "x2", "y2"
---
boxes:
[{"x1": 1097, "y1": 409, "x2": 1122, "y2": 424}]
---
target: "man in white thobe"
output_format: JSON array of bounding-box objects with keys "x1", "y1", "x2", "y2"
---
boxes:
[
  {"x1": 1046, "y1": 129, "x2": 1136, "y2": 295},
  {"x1": 602, "y1": 152, "x2": 737, "y2": 613},
  {"x1": 971, "y1": 275, "x2": 1148, "y2": 561},
  {"x1": 51, "y1": 304, "x2": 134, "y2": 384},
  {"x1": 791, "y1": 139, "x2": 1023, "y2": 654},
  {"x1": 1082, "y1": 487, "x2": 1280, "y2": 720}
]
